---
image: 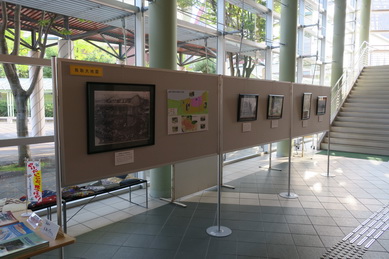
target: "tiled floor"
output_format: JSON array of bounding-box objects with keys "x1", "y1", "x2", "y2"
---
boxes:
[{"x1": 33, "y1": 151, "x2": 389, "y2": 259}]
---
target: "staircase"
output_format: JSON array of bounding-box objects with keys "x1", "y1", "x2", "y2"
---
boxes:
[{"x1": 321, "y1": 65, "x2": 389, "y2": 156}]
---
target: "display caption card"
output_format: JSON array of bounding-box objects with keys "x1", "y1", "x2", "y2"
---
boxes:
[
  {"x1": 242, "y1": 123, "x2": 252, "y2": 132},
  {"x1": 41, "y1": 218, "x2": 60, "y2": 240},
  {"x1": 115, "y1": 150, "x2": 134, "y2": 165}
]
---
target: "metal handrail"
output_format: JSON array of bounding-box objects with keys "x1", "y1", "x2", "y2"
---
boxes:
[{"x1": 330, "y1": 41, "x2": 371, "y2": 123}]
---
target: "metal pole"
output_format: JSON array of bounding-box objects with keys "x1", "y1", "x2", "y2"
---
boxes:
[
  {"x1": 52, "y1": 57, "x2": 65, "y2": 258},
  {"x1": 280, "y1": 84, "x2": 298, "y2": 199},
  {"x1": 207, "y1": 75, "x2": 231, "y2": 237}
]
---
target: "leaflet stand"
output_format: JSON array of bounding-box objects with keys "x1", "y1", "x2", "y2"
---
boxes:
[
  {"x1": 160, "y1": 164, "x2": 187, "y2": 208},
  {"x1": 259, "y1": 143, "x2": 282, "y2": 171},
  {"x1": 207, "y1": 76, "x2": 232, "y2": 238},
  {"x1": 279, "y1": 86, "x2": 298, "y2": 199}
]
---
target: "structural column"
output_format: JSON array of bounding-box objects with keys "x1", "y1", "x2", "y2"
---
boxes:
[
  {"x1": 277, "y1": 0, "x2": 298, "y2": 156},
  {"x1": 148, "y1": 0, "x2": 177, "y2": 198},
  {"x1": 216, "y1": 0, "x2": 225, "y2": 75},
  {"x1": 330, "y1": 0, "x2": 346, "y2": 88},
  {"x1": 359, "y1": 0, "x2": 371, "y2": 47},
  {"x1": 265, "y1": 0, "x2": 273, "y2": 80},
  {"x1": 29, "y1": 50, "x2": 45, "y2": 136}
]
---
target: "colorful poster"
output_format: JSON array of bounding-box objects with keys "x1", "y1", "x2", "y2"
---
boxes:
[
  {"x1": 26, "y1": 161, "x2": 42, "y2": 203},
  {"x1": 167, "y1": 90, "x2": 209, "y2": 135}
]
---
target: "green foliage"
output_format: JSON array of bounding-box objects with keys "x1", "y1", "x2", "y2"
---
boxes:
[
  {"x1": 37, "y1": 19, "x2": 50, "y2": 27},
  {"x1": 74, "y1": 40, "x2": 116, "y2": 64},
  {"x1": 0, "y1": 93, "x2": 8, "y2": 116},
  {"x1": 55, "y1": 28, "x2": 72, "y2": 36},
  {"x1": 193, "y1": 59, "x2": 216, "y2": 74}
]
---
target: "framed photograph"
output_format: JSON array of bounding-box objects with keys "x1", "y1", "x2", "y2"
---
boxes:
[
  {"x1": 267, "y1": 94, "x2": 284, "y2": 119},
  {"x1": 87, "y1": 82, "x2": 155, "y2": 154},
  {"x1": 316, "y1": 96, "x2": 328, "y2": 115},
  {"x1": 237, "y1": 94, "x2": 259, "y2": 122},
  {"x1": 301, "y1": 93, "x2": 312, "y2": 120}
]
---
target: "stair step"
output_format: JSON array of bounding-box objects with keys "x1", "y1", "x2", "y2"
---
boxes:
[
  {"x1": 331, "y1": 126, "x2": 389, "y2": 135},
  {"x1": 354, "y1": 83, "x2": 389, "y2": 89},
  {"x1": 363, "y1": 65, "x2": 389, "y2": 71},
  {"x1": 340, "y1": 107, "x2": 389, "y2": 114},
  {"x1": 346, "y1": 98, "x2": 388, "y2": 104},
  {"x1": 330, "y1": 132, "x2": 389, "y2": 142},
  {"x1": 338, "y1": 111, "x2": 389, "y2": 120},
  {"x1": 348, "y1": 93, "x2": 389, "y2": 99},
  {"x1": 332, "y1": 121, "x2": 389, "y2": 129},
  {"x1": 324, "y1": 137, "x2": 389, "y2": 148},
  {"x1": 343, "y1": 102, "x2": 389, "y2": 109},
  {"x1": 335, "y1": 116, "x2": 389, "y2": 124},
  {"x1": 351, "y1": 89, "x2": 389, "y2": 95},
  {"x1": 359, "y1": 75, "x2": 389, "y2": 80},
  {"x1": 320, "y1": 143, "x2": 389, "y2": 156}
]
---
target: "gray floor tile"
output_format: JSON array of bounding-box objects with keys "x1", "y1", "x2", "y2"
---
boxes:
[
  {"x1": 236, "y1": 242, "x2": 267, "y2": 257},
  {"x1": 292, "y1": 234, "x2": 324, "y2": 247},
  {"x1": 150, "y1": 236, "x2": 182, "y2": 250},
  {"x1": 122, "y1": 233, "x2": 155, "y2": 248},
  {"x1": 208, "y1": 239, "x2": 237, "y2": 255},
  {"x1": 265, "y1": 232, "x2": 294, "y2": 245},
  {"x1": 296, "y1": 246, "x2": 328, "y2": 259},
  {"x1": 288, "y1": 224, "x2": 317, "y2": 235},
  {"x1": 267, "y1": 244, "x2": 299, "y2": 259},
  {"x1": 263, "y1": 222, "x2": 290, "y2": 233},
  {"x1": 82, "y1": 244, "x2": 120, "y2": 259}
]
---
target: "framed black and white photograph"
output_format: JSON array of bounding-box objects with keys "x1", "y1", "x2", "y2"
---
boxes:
[
  {"x1": 87, "y1": 82, "x2": 155, "y2": 154},
  {"x1": 301, "y1": 92, "x2": 312, "y2": 120},
  {"x1": 237, "y1": 94, "x2": 259, "y2": 122},
  {"x1": 267, "y1": 94, "x2": 284, "y2": 120},
  {"x1": 316, "y1": 96, "x2": 328, "y2": 115}
]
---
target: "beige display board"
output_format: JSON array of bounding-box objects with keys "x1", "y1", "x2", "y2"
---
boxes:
[
  {"x1": 223, "y1": 77, "x2": 292, "y2": 152},
  {"x1": 56, "y1": 59, "x2": 219, "y2": 186},
  {"x1": 292, "y1": 83, "x2": 331, "y2": 138},
  {"x1": 55, "y1": 58, "x2": 330, "y2": 192}
]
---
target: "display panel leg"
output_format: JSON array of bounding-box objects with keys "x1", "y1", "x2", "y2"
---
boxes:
[
  {"x1": 321, "y1": 130, "x2": 335, "y2": 177},
  {"x1": 259, "y1": 143, "x2": 282, "y2": 171},
  {"x1": 160, "y1": 165, "x2": 187, "y2": 208}
]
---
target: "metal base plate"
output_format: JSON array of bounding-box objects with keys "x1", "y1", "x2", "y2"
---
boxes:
[
  {"x1": 321, "y1": 173, "x2": 336, "y2": 177},
  {"x1": 259, "y1": 166, "x2": 282, "y2": 171},
  {"x1": 206, "y1": 226, "x2": 232, "y2": 237},
  {"x1": 222, "y1": 184, "x2": 235, "y2": 189},
  {"x1": 160, "y1": 198, "x2": 187, "y2": 208},
  {"x1": 279, "y1": 192, "x2": 299, "y2": 199}
]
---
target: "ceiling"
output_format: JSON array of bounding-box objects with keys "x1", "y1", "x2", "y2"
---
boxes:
[{"x1": 1, "y1": 0, "x2": 270, "y2": 60}]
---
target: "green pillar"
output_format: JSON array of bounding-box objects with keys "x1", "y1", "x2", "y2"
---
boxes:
[
  {"x1": 148, "y1": 0, "x2": 177, "y2": 198},
  {"x1": 359, "y1": 0, "x2": 371, "y2": 46},
  {"x1": 277, "y1": 0, "x2": 298, "y2": 157},
  {"x1": 330, "y1": 0, "x2": 346, "y2": 88},
  {"x1": 149, "y1": 0, "x2": 177, "y2": 70}
]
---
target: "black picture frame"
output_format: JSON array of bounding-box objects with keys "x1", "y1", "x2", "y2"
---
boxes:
[
  {"x1": 237, "y1": 94, "x2": 259, "y2": 122},
  {"x1": 301, "y1": 92, "x2": 312, "y2": 120},
  {"x1": 267, "y1": 94, "x2": 284, "y2": 119},
  {"x1": 316, "y1": 96, "x2": 328, "y2": 115},
  {"x1": 87, "y1": 82, "x2": 155, "y2": 154}
]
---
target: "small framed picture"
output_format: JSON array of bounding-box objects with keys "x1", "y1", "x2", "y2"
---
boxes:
[
  {"x1": 267, "y1": 94, "x2": 284, "y2": 120},
  {"x1": 317, "y1": 96, "x2": 328, "y2": 115},
  {"x1": 301, "y1": 93, "x2": 312, "y2": 120},
  {"x1": 237, "y1": 94, "x2": 259, "y2": 122}
]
